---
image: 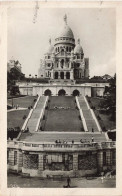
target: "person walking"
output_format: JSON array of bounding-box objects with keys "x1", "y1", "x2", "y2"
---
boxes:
[{"x1": 67, "y1": 176, "x2": 71, "y2": 187}]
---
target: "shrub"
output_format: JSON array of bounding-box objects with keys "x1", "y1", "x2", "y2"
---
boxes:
[
  {"x1": 23, "y1": 115, "x2": 26, "y2": 120},
  {"x1": 79, "y1": 115, "x2": 81, "y2": 120}
]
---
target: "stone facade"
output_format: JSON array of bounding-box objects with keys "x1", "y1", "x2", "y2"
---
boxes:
[
  {"x1": 38, "y1": 15, "x2": 89, "y2": 80},
  {"x1": 18, "y1": 83, "x2": 108, "y2": 97},
  {"x1": 7, "y1": 141, "x2": 116, "y2": 177}
]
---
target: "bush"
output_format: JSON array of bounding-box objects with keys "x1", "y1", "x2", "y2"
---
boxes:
[
  {"x1": 23, "y1": 115, "x2": 27, "y2": 120},
  {"x1": 79, "y1": 115, "x2": 81, "y2": 120},
  {"x1": 34, "y1": 99, "x2": 37, "y2": 102},
  {"x1": 97, "y1": 115, "x2": 101, "y2": 120}
]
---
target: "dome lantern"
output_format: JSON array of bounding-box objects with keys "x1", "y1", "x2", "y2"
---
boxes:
[{"x1": 64, "y1": 14, "x2": 67, "y2": 25}]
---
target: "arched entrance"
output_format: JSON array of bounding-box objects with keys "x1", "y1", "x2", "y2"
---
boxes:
[
  {"x1": 44, "y1": 89, "x2": 52, "y2": 96},
  {"x1": 55, "y1": 72, "x2": 58, "y2": 79},
  {"x1": 60, "y1": 72, "x2": 64, "y2": 79},
  {"x1": 66, "y1": 72, "x2": 70, "y2": 79},
  {"x1": 72, "y1": 90, "x2": 80, "y2": 96},
  {"x1": 58, "y1": 89, "x2": 66, "y2": 96}
]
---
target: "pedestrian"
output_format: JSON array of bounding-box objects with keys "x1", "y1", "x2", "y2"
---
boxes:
[
  {"x1": 67, "y1": 176, "x2": 71, "y2": 187},
  {"x1": 27, "y1": 127, "x2": 29, "y2": 132},
  {"x1": 91, "y1": 136, "x2": 94, "y2": 142},
  {"x1": 80, "y1": 139, "x2": 83, "y2": 143},
  {"x1": 72, "y1": 140, "x2": 74, "y2": 144}
]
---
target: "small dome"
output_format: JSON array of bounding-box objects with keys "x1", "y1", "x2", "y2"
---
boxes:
[
  {"x1": 47, "y1": 45, "x2": 54, "y2": 53},
  {"x1": 74, "y1": 39, "x2": 83, "y2": 54},
  {"x1": 46, "y1": 39, "x2": 54, "y2": 54},
  {"x1": 56, "y1": 14, "x2": 74, "y2": 39}
]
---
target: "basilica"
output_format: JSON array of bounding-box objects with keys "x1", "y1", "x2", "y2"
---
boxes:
[{"x1": 38, "y1": 15, "x2": 89, "y2": 80}]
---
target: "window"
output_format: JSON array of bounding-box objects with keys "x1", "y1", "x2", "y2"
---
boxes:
[
  {"x1": 77, "y1": 55, "x2": 80, "y2": 59},
  {"x1": 77, "y1": 63, "x2": 80, "y2": 68},
  {"x1": 61, "y1": 49, "x2": 64, "y2": 56},
  {"x1": 69, "y1": 47, "x2": 71, "y2": 52},
  {"x1": 48, "y1": 56, "x2": 50, "y2": 59}
]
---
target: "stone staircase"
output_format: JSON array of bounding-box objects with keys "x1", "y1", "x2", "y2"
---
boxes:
[
  {"x1": 78, "y1": 96, "x2": 99, "y2": 132},
  {"x1": 25, "y1": 96, "x2": 47, "y2": 132},
  {"x1": 19, "y1": 132, "x2": 107, "y2": 143}
]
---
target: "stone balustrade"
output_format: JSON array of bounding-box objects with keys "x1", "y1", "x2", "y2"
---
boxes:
[{"x1": 7, "y1": 140, "x2": 116, "y2": 152}]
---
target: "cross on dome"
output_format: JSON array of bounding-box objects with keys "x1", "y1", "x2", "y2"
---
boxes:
[
  {"x1": 64, "y1": 14, "x2": 67, "y2": 25},
  {"x1": 77, "y1": 38, "x2": 80, "y2": 44}
]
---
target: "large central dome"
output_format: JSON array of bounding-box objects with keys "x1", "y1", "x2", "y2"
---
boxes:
[
  {"x1": 56, "y1": 15, "x2": 74, "y2": 39},
  {"x1": 57, "y1": 23, "x2": 74, "y2": 39},
  {"x1": 54, "y1": 14, "x2": 75, "y2": 48}
]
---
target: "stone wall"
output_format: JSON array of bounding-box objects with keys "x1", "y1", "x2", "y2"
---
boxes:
[{"x1": 7, "y1": 146, "x2": 116, "y2": 176}]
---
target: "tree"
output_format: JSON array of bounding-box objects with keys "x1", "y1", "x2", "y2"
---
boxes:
[{"x1": 100, "y1": 74, "x2": 116, "y2": 121}]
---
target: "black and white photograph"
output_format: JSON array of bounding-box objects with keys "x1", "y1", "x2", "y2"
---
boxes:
[
  {"x1": 6, "y1": 3, "x2": 116, "y2": 189},
  {"x1": 1, "y1": 1, "x2": 122, "y2": 195}
]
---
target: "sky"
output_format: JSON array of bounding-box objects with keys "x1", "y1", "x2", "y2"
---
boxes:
[{"x1": 7, "y1": 7, "x2": 116, "y2": 77}]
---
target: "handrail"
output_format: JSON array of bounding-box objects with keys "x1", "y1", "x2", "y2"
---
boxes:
[
  {"x1": 35, "y1": 96, "x2": 49, "y2": 132},
  {"x1": 84, "y1": 96, "x2": 102, "y2": 132},
  {"x1": 76, "y1": 97, "x2": 88, "y2": 132}
]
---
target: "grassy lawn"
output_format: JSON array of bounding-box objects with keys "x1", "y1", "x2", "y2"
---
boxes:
[
  {"x1": 7, "y1": 96, "x2": 37, "y2": 108},
  {"x1": 88, "y1": 97, "x2": 116, "y2": 131},
  {"x1": 7, "y1": 109, "x2": 30, "y2": 129},
  {"x1": 44, "y1": 96, "x2": 84, "y2": 132}
]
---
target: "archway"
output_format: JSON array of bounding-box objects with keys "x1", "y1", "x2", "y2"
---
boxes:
[
  {"x1": 72, "y1": 90, "x2": 80, "y2": 96},
  {"x1": 60, "y1": 72, "x2": 64, "y2": 79},
  {"x1": 55, "y1": 72, "x2": 58, "y2": 79},
  {"x1": 44, "y1": 89, "x2": 52, "y2": 96},
  {"x1": 66, "y1": 72, "x2": 70, "y2": 79},
  {"x1": 58, "y1": 89, "x2": 66, "y2": 96}
]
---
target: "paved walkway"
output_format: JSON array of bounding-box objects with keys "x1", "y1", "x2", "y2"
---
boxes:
[
  {"x1": 7, "y1": 107, "x2": 28, "y2": 112},
  {"x1": 8, "y1": 173, "x2": 116, "y2": 188}
]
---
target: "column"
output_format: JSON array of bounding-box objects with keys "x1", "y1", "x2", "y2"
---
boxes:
[
  {"x1": 70, "y1": 71, "x2": 74, "y2": 80},
  {"x1": 38, "y1": 154, "x2": 44, "y2": 173},
  {"x1": 58, "y1": 72, "x2": 61, "y2": 79},
  {"x1": 59, "y1": 59, "x2": 61, "y2": 69},
  {"x1": 73, "y1": 153, "x2": 78, "y2": 171},
  {"x1": 64, "y1": 72, "x2": 66, "y2": 79},
  {"x1": 97, "y1": 151, "x2": 103, "y2": 171},
  {"x1": 17, "y1": 150, "x2": 23, "y2": 172}
]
